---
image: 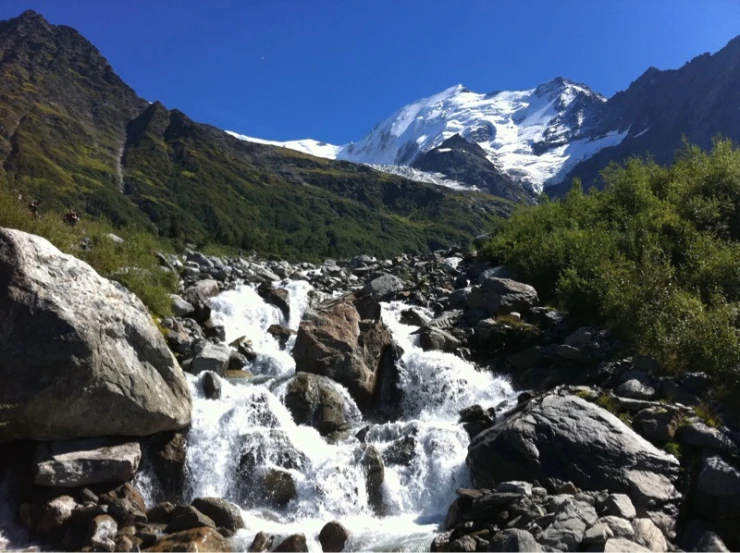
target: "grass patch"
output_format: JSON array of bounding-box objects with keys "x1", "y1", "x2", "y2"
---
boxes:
[
  {"x1": 694, "y1": 403, "x2": 721, "y2": 428},
  {"x1": 664, "y1": 441, "x2": 682, "y2": 458}
]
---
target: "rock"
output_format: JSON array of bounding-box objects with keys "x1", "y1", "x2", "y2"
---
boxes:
[
  {"x1": 203, "y1": 372, "x2": 222, "y2": 400},
  {"x1": 0, "y1": 229, "x2": 191, "y2": 441},
  {"x1": 447, "y1": 534, "x2": 476, "y2": 552},
  {"x1": 487, "y1": 528, "x2": 541, "y2": 552},
  {"x1": 467, "y1": 392, "x2": 681, "y2": 516},
  {"x1": 357, "y1": 444, "x2": 384, "y2": 515},
  {"x1": 145, "y1": 527, "x2": 230, "y2": 552},
  {"x1": 539, "y1": 497, "x2": 598, "y2": 551},
  {"x1": 274, "y1": 533, "x2": 308, "y2": 552},
  {"x1": 31, "y1": 494, "x2": 77, "y2": 534},
  {"x1": 362, "y1": 274, "x2": 404, "y2": 301},
  {"x1": 466, "y1": 277, "x2": 538, "y2": 316},
  {"x1": 631, "y1": 518, "x2": 667, "y2": 552},
  {"x1": 183, "y1": 279, "x2": 220, "y2": 304},
  {"x1": 603, "y1": 494, "x2": 637, "y2": 520},
  {"x1": 146, "y1": 503, "x2": 176, "y2": 524},
  {"x1": 601, "y1": 538, "x2": 650, "y2": 552},
  {"x1": 191, "y1": 498, "x2": 244, "y2": 533},
  {"x1": 382, "y1": 435, "x2": 418, "y2": 466},
  {"x1": 508, "y1": 347, "x2": 544, "y2": 370},
  {"x1": 267, "y1": 324, "x2": 295, "y2": 349},
  {"x1": 248, "y1": 531, "x2": 274, "y2": 552},
  {"x1": 259, "y1": 285, "x2": 290, "y2": 320},
  {"x1": 681, "y1": 520, "x2": 729, "y2": 552},
  {"x1": 680, "y1": 420, "x2": 738, "y2": 454},
  {"x1": 85, "y1": 515, "x2": 118, "y2": 552},
  {"x1": 495, "y1": 481, "x2": 533, "y2": 496},
  {"x1": 152, "y1": 431, "x2": 187, "y2": 499},
  {"x1": 98, "y1": 482, "x2": 147, "y2": 525},
  {"x1": 33, "y1": 440, "x2": 140, "y2": 487},
  {"x1": 632, "y1": 407, "x2": 681, "y2": 443},
  {"x1": 189, "y1": 343, "x2": 232, "y2": 376},
  {"x1": 616, "y1": 379, "x2": 656, "y2": 400},
  {"x1": 164, "y1": 505, "x2": 216, "y2": 533},
  {"x1": 284, "y1": 373, "x2": 349, "y2": 437},
  {"x1": 694, "y1": 453, "x2": 740, "y2": 520},
  {"x1": 399, "y1": 308, "x2": 430, "y2": 327},
  {"x1": 583, "y1": 516, "x2": 636, "y2": 543},
  {"x1": 170, "y1": 294, "x2": 195, "y2": 317},
  {"x1": 293, "y1": 296, "x2": 392, "y2": 408},
  {"x1": 417, "y1": 327, "x2": 461, "y2": 352},
  {"x1": 202, "y1": 319, "x2": 226, "y2": 342},
  {"x1": 319, "y1": 520, "x2": 350, "y2": 552},
  {"x1": 263, "y1": 468, "x2": 297, "y2": 507}
]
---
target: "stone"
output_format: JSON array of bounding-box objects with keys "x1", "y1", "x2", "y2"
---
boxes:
[
  {"x1": 362, "y1": 274, "x2": 404, "y2": 301},
  {"x1": 603, "y1": 494, "x2": 637, "y2": 520},
  {"x1": 145, "y1": 527, "x2": 230, "y2": 552},
  {"x1": 601, "y1": 538, "x2": 650, "y2": 552},
  {"x1": 382, "y1": 435, "x2": 418, "y2": 466},
  {"x1": 146, "y1": 503, "x2": 175, "y2": 524},
  {"x1": 616, "y1": 379, "x2": 656, "y2": 400},
  {"x1": 85, "y1": 515, "x2": 118, "y2": 552},
  {"x1": 680, "y1": 420, "x2": 738, "y2": 454},
  {"x1": 191, "y1": 498, "x2": 244, "y2": 533},
  {"x1": 34, "y1": 440, "x2": 141, "y2": 487},
  {"x1": 631, "y1": 518, "x2": 667, "y2": 552},
  {"x1": 183, "y1": 279, "x2": 220, "y2": 304},
  {"x1": 466, "y1": 277, "x2": 538, "y2": 316},
  {"x1": 152, "y1": 432, "x2": 187, "y2": 499},
  {"x1": 164, "y1": 505, "x2": 216, "y2": 533},
  {"x1": 258, "y1": 285, "x2": 291, "y2": 320},
  {"x1": 448, "y1": 535, "x2": 476, "y2": 552},
  {"x1": 694, "y1": 453, "x2": 740, "y2": 520},
  {"x1": 539, "y1": 497, "x2": 598, "y2": 551},
  {"x1": 0, "y1": 229, "x2": 191, "y2": 441},
  {"x1": 487, "y1": 528, "x2": 541, "y2": 552},
  {"x1": 467, "y1": 393, "x2": 681, "y2": 516},
  {"x1": 248, "y1": 531, "x2": 274, "y2": 552},
  {"x1": 583, "y1": 516, "x2": 636, "y2": 543},
  {"x1": 508, "y1": 347, "x2": 544, "y2": 370},
  {"x1": 417, "y1": 327, "x2": 461, "y2": 352},
  {"x1": 33, "y1": 495, "x2": 77, "y2": 534},
  {"x1": 632, "y1": 407, "x2": 681, "y2": 443},
  {"x1": 495, "y1": 481, "x2": 533, "y2": 496},
  {"x1": 319, "y1": 520, "x2": 350, "y2": 552},
  {"x1": 230, "y1": 335, "x2": 258, "y2": 362},
  {"x1": 284, "y1": 373, "x2": 349, "y2": 437},
  {"x1": 357, "y1": 444, "x2": 384, "y2": 515},
  {"x1": 293, "y1": 295, "x2": 392, "y2": 409},
  {"x1": 273, "y1": 534, "x2": 308, "y2": 552},
  {"x1": 267, "y1": 324, "x2": 295, "y2": 349},
  {"x1": 170, "y1": 295, "x2": 195, "y2": 317},
  {"x1": 98, "y1": 483, "x2": 147, "y2": 525},
  {"x1": 263, "y1": 468, "x2": 297, "y2": 507},
  {"x1": 203, "y1": 371, "x2": 222, "y2": 400},
  {"x1": 189, "y1": 343, "x2": 232, "y2": 376},
  {"x1": 399, "y1": 308, "x2": 430, "y2": 327},
  {"x1": 681, "y1": 520, "x2": 729, "y2": 552}
]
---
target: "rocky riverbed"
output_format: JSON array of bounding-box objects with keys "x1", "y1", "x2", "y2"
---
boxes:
[{"x1": 2, "y1": 227, "x2": 740, "y2": 552}]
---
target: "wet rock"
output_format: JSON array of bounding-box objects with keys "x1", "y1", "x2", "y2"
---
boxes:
[
  {"x1": 319, "y1": 520, "x2": 350, "y2": 552},
  {"x1": 362, "y1": 274, "x2": 404, "y2": 301},
  {"x1": 259, "y1": 284, "x2": 290, "y2": 320},
  {"x1": 284, "y1": 373, "x2": 349, "y2": 437},
  {"x1": 164, "y1": 505, "x2": 216, "y2": 533},
  {"x1": 399, "y1": 308, "x2": 430, "y2": 327},
  {"x1": 467, "y1": 392, "x2": 681, "y2": 518},
  {"x1": 267, "y1": 324, "x2": 295, "y2": 349},
  {"x1": 189, "y1": 343, "x2": 231, "y2": 376},
  {"x1": 203, "y1": 371, "x2": 222, "y2": 400},
  {"x1": 417, "y1": 326, "x2": 461, "y2": 352},
  {"x1": 0, "y1": 228, "x2": 191, "y2": 441},
  {"x1": 85, "y1": 515, "x2": 117, "y2": 552},
  {"x1": 191, "y1": 498, "x2": 244, "y2": 533},
  {"x1": 146, "y1": 527, "x2": 230, "y2": 552},
  {"x1": 34, "y1": 440, "x2": 141, "y2": 487},
  {"x1": 357, "y1": 444, "x2": 384, "y2": 515},
  {"x1": 230, "y1": 335, "x2": 258, "y2": 362},
  {"x1": 248, "y1": 531, "x2": 274, "y2": 552},
  {"x1": 274, "y1": 533, "x2": 308, "y2": 552},
  {"x1": 146, "y1": 503, "x2": 175, "y2": 524},
  {"x1": 263, "y1": 468, "x2": 297, "y2": 507},
  {"x1": 151, "y1": 432, "x2": 187, "y2": 500},
  {"x1": 487, "y1": 528, "x2": 541, "y2": 552},
  {"x1": 382, "y1": 435, "x2": 418, "y2": 466},
  {"x1": 294, "y1": 295, "x2": 392, "y2": 409}
]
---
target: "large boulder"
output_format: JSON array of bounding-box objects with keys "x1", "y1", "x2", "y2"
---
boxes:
[
  {"x1": 33, "y1": 440, "x2": 141, "y2": 487},
  {"x1": 466, "y1": 276, "x2": 538, "y2": 316},
  {"x1": 293, "y1": 295, "x2": 392, "y2": 408},
  {"x1": 191, "y1": 498, "x2": 244, "y2": 533},
  {"x1": 284, "y1": 373, "x2": 349, "y2": 437},
  {"x1": 0, "y1": 229, "x2": 191, "y2": 441},
  {"x1": 467, "y1": 391, "x2": 680, "y2": 519},
  {"x1": 361, "y1": 274, "x2": 404, "y2": 301}
]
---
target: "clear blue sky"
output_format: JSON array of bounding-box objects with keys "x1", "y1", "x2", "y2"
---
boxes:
[{"x1": 2, "y1": 0, "x2": 739, "y2": 145}]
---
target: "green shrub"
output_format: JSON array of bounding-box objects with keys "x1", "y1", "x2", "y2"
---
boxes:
[
  {"x1": 664, "y1": 441, "x2": 682, "y2": 458},
  {"x1": 481, "y1": 138, "x2": 740, "y2": 398},
  {"x1": 0, "y1": 185, "x2": 177, "y2": 316}
]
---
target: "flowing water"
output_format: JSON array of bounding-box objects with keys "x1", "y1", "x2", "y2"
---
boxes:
[{"x1": 172, "y1": 280, "x2": 515, "y2": 551}]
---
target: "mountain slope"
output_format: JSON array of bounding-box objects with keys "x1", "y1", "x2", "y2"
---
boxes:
[{"x1": 0, "y1": 10, "x2": 512, "y2": 259}]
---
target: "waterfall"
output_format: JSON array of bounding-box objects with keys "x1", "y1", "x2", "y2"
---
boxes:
[{"x1": 182, "y1": 281, "x2": 516, "y2": 552}]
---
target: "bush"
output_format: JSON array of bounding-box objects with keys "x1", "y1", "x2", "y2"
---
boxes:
[
  {"x1": 0, "y1": 185, "x2": 177, "y2": 317},
  {"x1": 481, "y1": 139, "x2": 740, "y2": 397}
]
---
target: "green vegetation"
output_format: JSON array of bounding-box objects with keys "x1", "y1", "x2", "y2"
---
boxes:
[
  {"x1": 694, "y1": 403, "x2": 721, "y2": 428},
  {"x1": 482, "y1": 139, "x2": 740, "y2": 398},
  {"x1": 664, "y1": 441, "x2": 682, "y2": 458},
  {"x1": 0, "y1": 185, "x2": 177, "y2": 316}
]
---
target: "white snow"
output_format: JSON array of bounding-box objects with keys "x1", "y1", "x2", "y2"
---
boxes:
[{"x1": 226, "y1": 131, "x2": 343, "y2": 160}]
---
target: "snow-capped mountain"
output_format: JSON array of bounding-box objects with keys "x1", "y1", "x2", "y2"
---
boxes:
[{"x1": 225, "y1": 131, "x2": 343, "y2": 159}]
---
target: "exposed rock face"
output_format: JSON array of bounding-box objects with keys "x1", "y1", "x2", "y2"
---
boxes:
[
  {"x1": 33, "y1": 440, "x2": 141, "y2": 487},
  {"x1": 0, "y1": 229, "x2": 191, "y2": 441},
  {"x1": 284, "y1": 372, "x2": 349, "y2": 437},
  {"x1": 293, "y1": 295, "x2": 392, "y2": 408},
  {"x1": 467, "y1": 392, "x2": 681, "y2": 517}
]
